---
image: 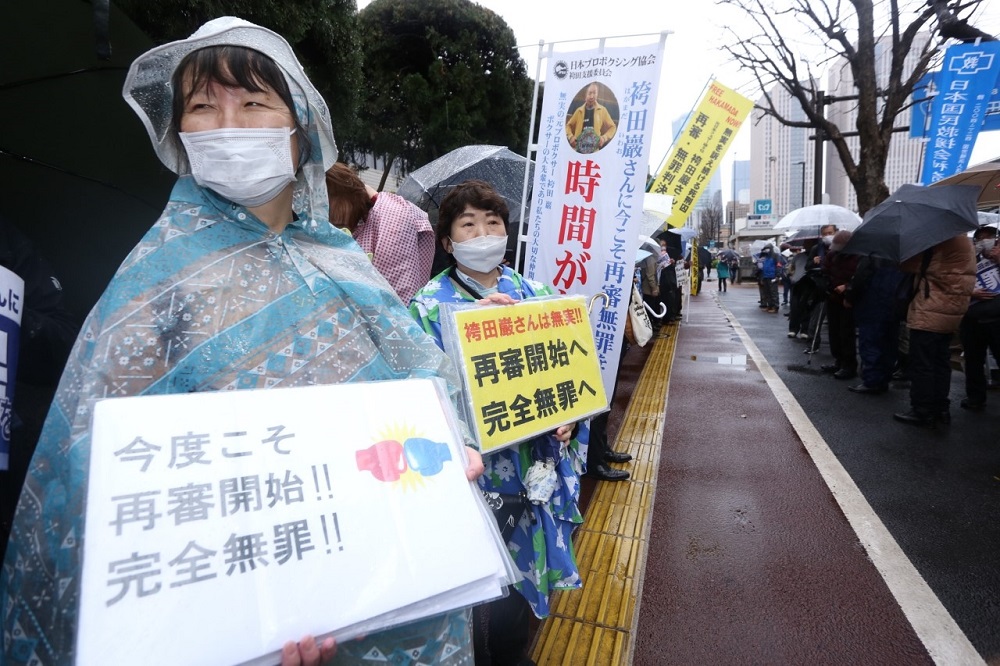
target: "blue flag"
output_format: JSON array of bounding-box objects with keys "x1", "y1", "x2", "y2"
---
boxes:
[{"x1": 920, "y1": 42, "x2": 1000, "y2": 184}]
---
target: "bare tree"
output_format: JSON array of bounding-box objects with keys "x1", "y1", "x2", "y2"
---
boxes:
[
  {"x1": 700, "y1": 191, "x2": 725, "y2": 246},
  {"x1": 718, "y1": 0, "x2": 992, "y2": 215}
]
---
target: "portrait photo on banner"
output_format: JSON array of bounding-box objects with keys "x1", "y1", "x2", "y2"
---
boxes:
[{"x1": 564, "y1": 81, "x2": 620, "y2": 155}]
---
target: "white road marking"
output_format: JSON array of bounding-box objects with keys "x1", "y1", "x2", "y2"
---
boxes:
[{"x1": 717, "y1": 297, "x2": 985, "y2": 666}]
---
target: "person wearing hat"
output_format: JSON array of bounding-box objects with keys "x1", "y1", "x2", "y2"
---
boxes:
[{"x1": 0, "y1": 18, "x2": 486, "y2": 666}]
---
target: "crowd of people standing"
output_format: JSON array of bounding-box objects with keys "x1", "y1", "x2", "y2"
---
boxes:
[{"x1": 743, "y1": 222, "x2": 996, "y2": 428}]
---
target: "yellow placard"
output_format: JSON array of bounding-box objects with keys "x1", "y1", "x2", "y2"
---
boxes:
[
  {"x1": 648, "y1": 80, "x2": 753, "y2": 228},
  {"x1": 448, "y1": 296, "x2": 608, "y2": 454}
]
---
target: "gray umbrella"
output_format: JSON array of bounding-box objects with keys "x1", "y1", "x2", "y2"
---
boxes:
[
  {"x1": 840, "y1": 183, "x2": 980, "y2": 262},
  {"x1": 397, "y1": 145, "x2": 534, "y2": 224}
]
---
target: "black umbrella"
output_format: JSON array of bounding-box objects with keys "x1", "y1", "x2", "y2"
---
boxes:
[
  {"x1": 840, "y1": 184, "x2": 980, "y2": 262},
  {"x1": 717, "y1": 249, "x2": 739, "y2": 262}
]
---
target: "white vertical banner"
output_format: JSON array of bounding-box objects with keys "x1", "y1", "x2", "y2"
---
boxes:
[{"x1": 524, "y1": 40, "x2": 665, "y2": 397}]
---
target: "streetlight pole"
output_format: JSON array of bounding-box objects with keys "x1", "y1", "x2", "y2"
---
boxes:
[{"x1": 795, "y1": 160, "x2": 806, "y2": 208}]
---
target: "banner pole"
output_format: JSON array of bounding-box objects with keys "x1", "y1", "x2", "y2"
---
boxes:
[{"x1": 515, "y1": 39, "x2": 548, "y2": 273}]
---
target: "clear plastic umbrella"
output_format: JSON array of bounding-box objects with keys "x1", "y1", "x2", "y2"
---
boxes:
[
  {"x1": 667, "y1": 226, "x2": 698, "y2": 240},
  {"x1": 773, "y1": 204, "x2": 862, "y2": 231},
  {"x1": 396, "y1": 145, "x2": 533, "y2": 223}
]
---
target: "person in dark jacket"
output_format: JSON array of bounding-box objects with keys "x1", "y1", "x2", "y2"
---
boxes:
[
  {"x1": 819, "y1": 230, "x2": 860, "y2": 379},
  {"x1": 658, "y1": 238, "x2": 682, "y2": 321},
  {"x1": 958, "y1": 226, "x2": 1000, "y2": 411},
  {"x1": 845, "y1": 256, "x2": 907, "y2": 394},
  {"x1": 756, "y1": 244, "x2": 780, "y2": 312}
]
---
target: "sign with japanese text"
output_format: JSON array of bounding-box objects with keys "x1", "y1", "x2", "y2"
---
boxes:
[
  {"x1": 78, "y1": 380, "x2": 509, "y2": 666},
  {"x1": 648, "y1": 80, "x2": 752, "y2": 228},
  {"x1": 443, "y1": 296, "x2": 607, "y2": 454},
  {"x1": 689, "y1": 241, "x2": 701, "y2": 296},
  {"x1": 920, "y1": 42, "x2": 1000, "y2": 184},
  {"x1": 746, "y1": 214, "x2": 774, "y2": 229},
  {"x1": 524, "y1": 40, "x2": 665, "y2": 397},
  {"x1": 0, "y1": 265, "x2": 23, "y2": 471},
  {"x1": 911, "y1": 70, "x2": 1000, "y2": 139}
]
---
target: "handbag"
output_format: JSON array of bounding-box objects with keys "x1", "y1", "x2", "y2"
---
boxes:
[
  {"x1": 481, "y1": 489, "x2": 529, "y2": 542},
  {"x1": 627, "y1": 284, "x2": 653, "y2": 347}
]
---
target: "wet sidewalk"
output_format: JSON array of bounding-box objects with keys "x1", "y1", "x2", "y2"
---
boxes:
[{"x1": 530, "y1": 283, "x2": 981, "y2": 664}]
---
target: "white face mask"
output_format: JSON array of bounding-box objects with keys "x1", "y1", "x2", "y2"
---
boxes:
[
  {"x1": 821, "y1": 235, "x2": 834, "y2": 246},
  {"x1": 975, "y1": 238, "x2": 996, "y2": 255},
  {"x1": 450, "y1": 234, "x2": 508, "y2": 273},
  {"x1": 180, "y1": 127, "x2": 296, "y2": 208}
]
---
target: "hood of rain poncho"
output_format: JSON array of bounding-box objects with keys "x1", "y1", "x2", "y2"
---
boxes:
[
  {"x1": 2, "y1": 20, "x2": 478, "y2": 664},
  {"x1": 123, "y1": 16, "x2": 336, "y2": 226}
]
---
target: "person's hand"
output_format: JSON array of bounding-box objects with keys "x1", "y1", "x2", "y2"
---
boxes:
[
  {"x1": 973, "y1": 288, "x2": 996, "y2": 299},
  {"x1": 477, "y1": 293, "x2": 517, "y2": 306},
  {"x1": 988, "y1": 245, "x2": 1000, "y2": 263},
  {"x1": 812, "y1": 256, "x2": 820, "y2": 265},
  {"x1": 465, "y1": 446, "x2": 485, "y2": 481},
  {"x1": 280, "y1": 635, "x2": 336, "y2": 666},
  {"x1": 834, "y1": 285, "x2": 846, "y2": 294},
  {"x1": 552, "y1": 423, "x2": 574, "y2": 443},
  {"x1": 568, "y1": 135, "x2": 577, "y2": 148}
]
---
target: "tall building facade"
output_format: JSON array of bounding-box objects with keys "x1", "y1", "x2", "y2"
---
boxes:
[
  {"x1": 825, "y1": 33, "x2": 931, "y2": 211},
  {"x1": 725, "y1": 160, "x2": 752, "y2": 238},
  {"x1": 749, "y1": 33, "x2": 931, "y2": 218},
  {"x1": 749, "y1": 87, "x2": 815, "y2": 222}
]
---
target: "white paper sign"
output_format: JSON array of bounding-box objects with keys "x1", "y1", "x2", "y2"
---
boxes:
[{"x1": 78, "y1": 379, "x2": 507, "y2": 666}]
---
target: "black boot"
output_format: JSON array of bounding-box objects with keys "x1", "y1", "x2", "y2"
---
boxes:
[{"x1": 892, "y1": 409, "x2": 936, "y2": 428}]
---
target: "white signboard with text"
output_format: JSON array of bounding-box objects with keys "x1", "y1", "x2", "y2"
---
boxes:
[{"x1": 78, "y1": 379, "x2": 509, "y2": 666}]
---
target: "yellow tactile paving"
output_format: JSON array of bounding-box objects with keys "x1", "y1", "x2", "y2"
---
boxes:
[{"x1": 530, "y1": 322, "x2": 678, "y2": 664}]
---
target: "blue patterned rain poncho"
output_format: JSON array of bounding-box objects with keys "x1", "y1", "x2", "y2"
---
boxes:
[
  {"x1": 0, "y1": 17, "x2": 480, "y2": 666},
  {"x1": 409, "y1": 266, "x2": 587, "y2": 618}
]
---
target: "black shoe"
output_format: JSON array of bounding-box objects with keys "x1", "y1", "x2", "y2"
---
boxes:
[
  {"x1": 833, "y1": 368, "x2": 857, "y2": 380},
  {"x1": 891, "y1": 369, "x2": 909, "y2": 381},
  {"x1": 604, "y1": 450, "x2": 633, "y2": 463},
  {"x1": 892, "y1": 410, "x2": 936, "y2": 428},
  {"x1": 848, "y1": 383, "x2": 887, "y2": 395},
  {"x1": 960, "y1": 398, "x2": 985, "y2": 412},
  {"x1": 820, "y1": 364, "x2": 840, "y2": 374},
  {"x1": 587, "y1": 463, "x2": 630, "y2": 481}
]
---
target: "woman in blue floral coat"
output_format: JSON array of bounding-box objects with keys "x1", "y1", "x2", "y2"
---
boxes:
[{"x1": 409, "y1": 180, "x2": 586, "y2": 660}]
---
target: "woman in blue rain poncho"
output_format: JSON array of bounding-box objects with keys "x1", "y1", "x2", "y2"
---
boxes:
[
  {"x1": 0, "y1": 17, "x2": 486, "y2": 666},
  {"x1": 409, "y1": 181, "x2": 586, "y2": 661}
]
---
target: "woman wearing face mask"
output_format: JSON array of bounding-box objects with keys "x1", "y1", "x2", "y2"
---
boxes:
[
  {"x1": 409, "y1": 180, "x2": 585, "y2": 665},
  {"x1": 0, "y1": 18, "x2": 486, "y2": 666}
]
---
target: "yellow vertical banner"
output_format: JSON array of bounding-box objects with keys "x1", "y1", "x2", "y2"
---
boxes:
[
  {"x1": 648, "y1": 80, "x2": 753, "y2": 228},
  {"x1": 689, "y1": 241, "x2": 700, "y2": 296},
  {"x1": 444, "y1": 296, "x2": 608, "y2": 454}
]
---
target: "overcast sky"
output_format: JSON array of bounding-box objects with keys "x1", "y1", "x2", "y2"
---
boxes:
[{"x1": 358, "y1": 0, "x2": 1000, "y2": 191}]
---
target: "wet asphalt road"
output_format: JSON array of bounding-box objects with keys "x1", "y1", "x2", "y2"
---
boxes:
[{"x1": 716, "y1": 281, "x2": 1000, "y2": 662}]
